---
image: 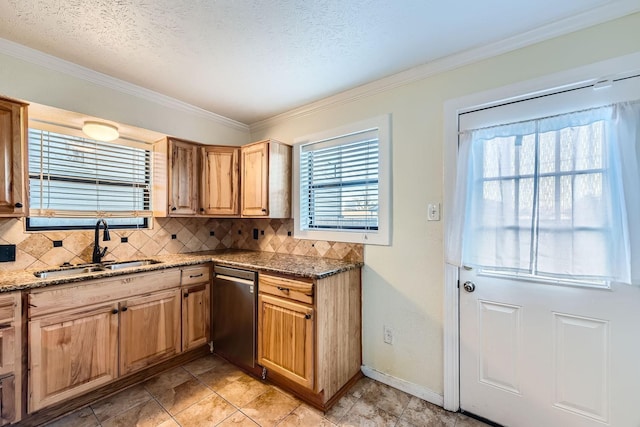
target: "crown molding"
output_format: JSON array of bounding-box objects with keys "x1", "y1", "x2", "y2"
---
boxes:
[
  {"x1": 249, "y1": 2, "x2": 640, "y2": 132},
  {"x1": 0, "y1": 38, "x2": 249, "y2": 132}
]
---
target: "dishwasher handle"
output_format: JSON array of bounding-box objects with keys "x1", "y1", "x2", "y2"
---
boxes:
[{"x1": 215, "y1": 274, "x2": 255, "y2": 286}]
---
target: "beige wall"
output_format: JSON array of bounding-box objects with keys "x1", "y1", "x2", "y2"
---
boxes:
[
  {"x1": 0, "y1": 51, "x2": 250, "y2": 146},
  {"x1": 250, "y1": 13, "x2": 640, "y2": 396}
]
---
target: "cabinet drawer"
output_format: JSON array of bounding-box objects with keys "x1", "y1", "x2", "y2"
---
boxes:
[
  {"x1": 259, "y1": 274, "x2": 313, "y2": 304},
  {"x1": 181, "y1": 265, "x2": 211, "y2": 286}
]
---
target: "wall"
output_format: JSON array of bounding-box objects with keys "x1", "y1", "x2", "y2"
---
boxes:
[
  {"x1": 0, "y1": 217, "x2": 363, "y2": 272},
  {"x1": 250, "y1": 13, "x2": 640, "y2": 398}
]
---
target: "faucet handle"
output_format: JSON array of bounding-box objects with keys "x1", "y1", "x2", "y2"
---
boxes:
[{"x1": 100, "y1": 247, "x2": 108, "y2": 257}]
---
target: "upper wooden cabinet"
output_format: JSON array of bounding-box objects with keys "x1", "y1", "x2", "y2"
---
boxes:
[
  {"x1": 241, "y1": 139, "x2": 291, "y2": 218},
  {"x1": 0, "y1": 97, "x2": 28, "y2": 217},
  {"x1": 201, "y1": 145, "x2": 239, "y2": 216},
  {"x1": 168, "y1": 138, "x2": 199, "y2": 215}
]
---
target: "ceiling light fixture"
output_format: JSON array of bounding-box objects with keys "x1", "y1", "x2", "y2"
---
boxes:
[{"x1": 82, "y1": 121, "x2": 119, "y2": 142}]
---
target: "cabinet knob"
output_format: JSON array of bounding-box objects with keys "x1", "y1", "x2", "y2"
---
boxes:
[
  {"x1": 184, "y1": 292, "x2": 189, "y2": 298},
  {"x1": 200, "y1": 208, "x2": 204, "y2": 212},
  {"x1": 261, "y1": 209, "x2": 267, "y2": 212},
  {"x1": 112, "y1": 308, "x2": 119, "y2": 315},
  {"x1": 121, "y1": 306, "x2": 128, "y2": 312},
  {"x1": 171, "y1": 206, "x2": 177, "y2": 211},
  {"x1": 305, "y1": 313, "x2": 312, "y2": 320},
  {"x1": 14, "y1": 202, "x2": 23, "y2": 208}
]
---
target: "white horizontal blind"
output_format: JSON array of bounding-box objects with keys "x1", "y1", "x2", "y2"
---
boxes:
[
  {"x1": 28, "y1": 129, "x2": 151, "y2": 218},
  {"x1": 299, "y1": 129, "x2": 379, "y2": 231}
]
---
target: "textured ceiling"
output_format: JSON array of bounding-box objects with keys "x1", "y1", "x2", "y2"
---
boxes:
[{"x1": 0, "y1": 0, "x2": 636, "y2": 124}]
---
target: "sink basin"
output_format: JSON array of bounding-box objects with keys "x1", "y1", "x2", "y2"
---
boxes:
[
  {"x1": 103, "y1": 259, "x2": 161, "y2": 270},
  {"x1": 34, "y1": 259, "x2": 162, "y2": 278},
  {"x1": 34, "y1": 265, "x2": 105, "y2": 279}
]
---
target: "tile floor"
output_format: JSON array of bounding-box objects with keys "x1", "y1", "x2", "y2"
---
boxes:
[{"x1": 43, "y1": 355, "x2": 489, "y2": 427}]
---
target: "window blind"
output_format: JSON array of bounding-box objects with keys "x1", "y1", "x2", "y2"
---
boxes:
[
  {"x1": 299, "y1": 129, "x2": 379, "y2": 231},
  {"x1": 28, "y1": 129, "x2": 151, "y2": 218}
]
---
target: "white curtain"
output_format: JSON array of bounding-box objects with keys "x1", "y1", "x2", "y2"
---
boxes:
[{"x1": 447, "y1": 101, "x2": 640, "y2": 284}]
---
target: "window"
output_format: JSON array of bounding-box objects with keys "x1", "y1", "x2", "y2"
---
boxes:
[
  {"x1": 293, "y1": 115, "x2": 391, "y2": 245},
  {"x1": 27, "y1": 126, "x2": 151, "y2": 230},
  {"x1": 448, "y1": 74, "x2": 640, "y2": 285}
]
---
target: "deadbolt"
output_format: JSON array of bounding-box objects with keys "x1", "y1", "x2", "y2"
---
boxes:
[{"x1": 463, "y1": 281, "x2": 476, "y2": 293}]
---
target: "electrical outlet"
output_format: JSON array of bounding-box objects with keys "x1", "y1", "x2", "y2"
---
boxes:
[{"x1": 383, "y1": 325, "x2": 393, "y2": 344}]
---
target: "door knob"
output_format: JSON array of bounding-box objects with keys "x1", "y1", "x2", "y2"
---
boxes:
[{"x1": 463, "y1": 281, "x2": 476, "y2": 293}]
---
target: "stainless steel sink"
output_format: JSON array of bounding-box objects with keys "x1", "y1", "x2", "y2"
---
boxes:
[
  {"x1": 34, "y1": 259, "x2": 162, "y2": 278},
  {"x1": 34, "y1": 265, "x2": 106, "y2": 279},
  {"x1": 102, "y1": 259, "x2": 161, "y2": 270}
]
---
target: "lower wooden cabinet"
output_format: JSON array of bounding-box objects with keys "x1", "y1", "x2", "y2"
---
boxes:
[
  {"x1": 28, "y1": 302, "x2": 119, "y2": 411},
  {"x1": 119, "y1": 289, "x2": 181, "y2": 375},
  {"x1": 258, "y1": 294, "x2": 314, "y2": 389},
  {"x1": 182, "y1": 282, "x2": 211, "y2": 350},
  {"x1": 257, "y1": 269, "x2": 362, "y2": 410},
  {"x1": 0, "y1": 293, "x2": 21, "y2": 425}
]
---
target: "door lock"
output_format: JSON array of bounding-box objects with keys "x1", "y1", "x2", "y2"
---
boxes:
[{"x1": 463, "y1": 281, "x2": 476, "y2": 293}]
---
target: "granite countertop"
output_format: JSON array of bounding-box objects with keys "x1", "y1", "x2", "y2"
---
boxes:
[{"x1": 0, "y1": 249, "x2": 363, "y2": 293}]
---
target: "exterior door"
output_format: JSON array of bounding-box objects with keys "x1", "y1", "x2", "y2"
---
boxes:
[{"x1": 460, "y1": 269, "x2": 640, "y2": 426}]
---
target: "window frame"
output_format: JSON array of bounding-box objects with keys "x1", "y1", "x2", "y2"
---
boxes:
[{"x1": 293, "y1": 114, "x2": 391, "y2": 245}]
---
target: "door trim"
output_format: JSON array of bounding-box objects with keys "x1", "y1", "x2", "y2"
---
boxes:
[{"x1": 441, "y1": 51, "x2": 640, "y2": 412}]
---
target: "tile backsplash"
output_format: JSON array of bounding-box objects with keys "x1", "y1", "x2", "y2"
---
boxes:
[{"x1": 0, "y1": 217, "x2": 363, "y2": 271}]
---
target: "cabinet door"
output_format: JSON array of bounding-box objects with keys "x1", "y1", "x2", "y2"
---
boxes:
[
  {"x1": 0, "y1": 98, "x2": 26, "y2": 216},
  {"x1": 0, "y1": 375, "x2": 15, "y2": 426},
  {"x1": 182, "y1": 283, "x2": 211, "y2": 350},
  {"x1": 241, "y1": 142, "x2": 269, "y2": 216},
  {"x1": 119, "y1": 288, "x2": 181, "y2": 375},
  {"x1": 258, "y1": 294, "x2": 314, "y2": 389},
  {"x1": 29, "y1": 303, "x2": 119, "y2": 412},
  {"x1": 202, "y1": 146, "x2": 239, "y2": 216},
  {"x1": 168, "y1": 139, "x2": 199, "y2": 215}
]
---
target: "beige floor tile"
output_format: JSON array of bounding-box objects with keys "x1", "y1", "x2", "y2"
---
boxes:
[
  {"x1": 195, "y1": 362, "x2": 246, "y2": 391},
  {"x1": 360, "y1": 381, "x2": 412, "y2": 417},
  {"x1": 143, "y1": 366, "x2": 194, "y2": 397},
  {"x1": 154, "y1": 377, "x2": 214, "y2": 415},
  {"x1": 217, "y1": 411, "x2": 260, "y2": 426},
  {"x1": 157, "y1": 419, "x2": 181, "y2": 427},
  {"x1": 181, "y1": 354, "x2": 224, "y2": 376},
  {"x1": 91, "y1": 384, "x2": 153, "y2": 422},
  {"x1": 278, "y1": 404, "x2": 337, "y2": 426},
  {"x1": 337, "y1": 399, "x2": 398, "y2": 427},
  {"x1": 173, "y1": 393, "x2": 236, "y2": 426},
  {"x1": 241, "y1": 388, "x2": 300, "y2": 427},
  {"x1": 397, "y1": 396, "x2": 457, "y2": 427},
  {"x1": 324, "y1": 394, "x2": 358, "y2": 424},
  {"x1": 345, "y1": 377, "x2": 375, "y2": 400},
  {"x1": 100, "y1": 399, "x2": 171, "y2": 427},
  {"x1": 43, "y1": 407, "x2": 99, "y2": 427},
  {"x1": 216, "y1": 373, "x2": 271, "y2": 407}
]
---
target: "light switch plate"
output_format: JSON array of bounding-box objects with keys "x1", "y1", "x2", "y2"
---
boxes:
[{"x1": 427, "y1": 203, "x2": 441, "y2": 221}]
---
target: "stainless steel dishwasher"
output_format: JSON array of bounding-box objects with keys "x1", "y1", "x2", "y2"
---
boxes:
[{"x1": 212, "y1": 265, "x2": 258, "y2": 369}]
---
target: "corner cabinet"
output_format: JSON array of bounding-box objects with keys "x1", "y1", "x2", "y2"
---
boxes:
[
  {"x1": 168, "y1": 138, "x2": 199, "y2": 215},
  {"x1": 257, "y1": 268, "x2": 362, "y2": 410},
  {"x1": 0, "y1": 292, "x2": 22, "y2": 426},
  {"x1": 0, "y1": 97, "x2": 28, "y2": 217},
  {"x1": 241, "y1": 140, "x2": 291, "y2": 218}
]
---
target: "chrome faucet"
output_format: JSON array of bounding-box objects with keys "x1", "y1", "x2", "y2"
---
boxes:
[{"x1": 92, "y1": 219, "x2": 111, "y2": 263}]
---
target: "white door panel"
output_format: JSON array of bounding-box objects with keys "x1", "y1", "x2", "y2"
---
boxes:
[{"x1": 460, "y1": 271, "x2": 640, "y2": 427}]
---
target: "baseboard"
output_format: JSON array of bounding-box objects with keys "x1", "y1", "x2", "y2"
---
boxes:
[{"x1": 360, "y1": 365, "x2": 444, "y2": 407}]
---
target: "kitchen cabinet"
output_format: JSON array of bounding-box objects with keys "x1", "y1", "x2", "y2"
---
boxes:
[
  {"x1": 168, "y1": 138, "x2": 199, "y2": 215},
  {"x1": 241, "y1": 139, "x2": 291, "y2": 218},
  {"x1": 0, "y1": 292, "x2": 22, "y2": 425},
  {"x1": 0, "y1": 97, "x2": 27, "y2": 217},
  {"x1": 181, "y1": 265, "x2": 211, "y2": 350},
  {"x1": 257, "y1": 269, "x2": 362, "y2": 410},
  {"x1": 119, "y1": 289, "x2": 181, "y2": 375},
  {"x1": 201, "y1": 145, "x2": 239, "y2": 216},
  {"x1": 28, "y1": 268, "x2": 182, "y2": 412}
]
